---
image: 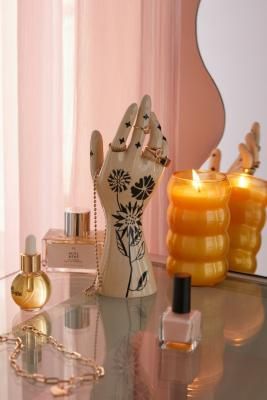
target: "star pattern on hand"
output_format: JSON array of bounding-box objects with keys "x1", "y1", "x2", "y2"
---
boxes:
[
  {"x1": 157, "y1": 124, "x2": 161, "y2": 131},
  {"x1": 163, "y1": 136, "x2": 167, "y2": 141},
  {"x1": 135, "y1": 142, "x2": 141, "y2": 149},
  {"x1": 143, "y1": 113, "x2": 149, "y2": 120},
  {"x1": 125, "y1": 121, "x2": 131, "y2": 128},
  {"x1": 119, "y1": 137, "x2": 125, "y2": 144},
  {"x1": 90, "y1": 150, "x2": 94, "y2": 157}
]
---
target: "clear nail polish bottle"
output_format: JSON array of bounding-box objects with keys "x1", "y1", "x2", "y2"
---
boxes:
[
  {"x1": 11, "y1": 235, "x2": 51, "y2": 311},
  {"x1": 42, "y1": 208, "x2": 104, "y2": 274},
  {"x1": 160, "y1": 273, "x2": 201, "y2": 351}
]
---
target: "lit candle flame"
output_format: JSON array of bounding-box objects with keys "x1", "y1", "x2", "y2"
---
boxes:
[
  {"x1": 192, "y1": 169, "x2": 201, "y2": 192},
  {"x1": 238, "y1": 175, "x2": 249, "y2": 188}
]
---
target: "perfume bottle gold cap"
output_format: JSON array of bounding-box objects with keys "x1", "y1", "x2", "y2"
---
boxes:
[
  {"x1": 64, "y1": 208, "x2": 90, "y2": 238},
  {"x1": 21, "y1": 235, "x2": 41, "y2": 273}
]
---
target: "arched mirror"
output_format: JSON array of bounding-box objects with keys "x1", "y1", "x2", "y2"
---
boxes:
[{"x1": 198, "y1": 0, "x2": 267, "y2": 277}]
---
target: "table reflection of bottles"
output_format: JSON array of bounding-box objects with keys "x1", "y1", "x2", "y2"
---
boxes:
[
  {"x1": 91, "y1": 295, "x2": 155, "y2": 400},
  {"x1": 223, "y1": 282, "x2": 264, "y2": 347},
  {"x1": 157, "y1": 347, "x2": 200, "y2": 400},
  {"x1": 10, "y1": 312, "x2": 51, "y2": 400},
  {"x1": 62, "y1": 302, "x2": 105, "y2": 400},
  {"x1": 12, "y1": 312, "x2": 51, "y2": 373}
]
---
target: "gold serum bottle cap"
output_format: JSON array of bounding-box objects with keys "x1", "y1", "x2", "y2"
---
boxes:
[
  {"x1": 64, "y1": 207, "x2": 90, "y2": 238},
  {"x1": 21, "y1": 235, "x2": 41, "y2": 273}
]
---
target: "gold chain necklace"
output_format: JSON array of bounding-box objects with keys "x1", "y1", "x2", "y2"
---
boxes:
[
  {"x1": 85, "y1": 171, "x2": 104, "y2": 296},
  {"x1": 0, "y1": 325, "x2": 104, "y2": 397},
  {"x1": 0, "y1": 172, "x2": 105, "y2": 396}
]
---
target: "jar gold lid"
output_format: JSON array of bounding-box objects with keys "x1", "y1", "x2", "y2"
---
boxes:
[{"x1": 64, "y1": 207, "x2": 90, "y2": 238}]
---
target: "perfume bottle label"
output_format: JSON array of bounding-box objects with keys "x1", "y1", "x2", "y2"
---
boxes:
[
  {"x1": 11, "y1": 286, "x2": 23, "y2": 296},
  {"x1": 47, "y1": 243, "x2": 96, "y2": 270}
]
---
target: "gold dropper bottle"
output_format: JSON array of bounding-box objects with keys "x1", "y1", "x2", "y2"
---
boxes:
[{"x1": 11, "y1": 235, "x2": 51, "y2": 311}]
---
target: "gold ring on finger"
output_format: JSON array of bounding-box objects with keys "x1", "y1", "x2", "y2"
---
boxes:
[
  {"x1": 109, "y1": 143, "x2": 127, "y2": 152},
  {"x1": 133, "y1": 125, "x2": 151, "y2": 134}
]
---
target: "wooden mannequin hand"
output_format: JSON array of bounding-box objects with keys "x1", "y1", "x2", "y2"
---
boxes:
[
  {"x1": 89, "y1": 95, "x2": 170, "y2": 298},
  {"x1": 208, "y1": 122, "x2": 260, "y2": 174},
  {"x1": 208, "y1": 144, "x2": 253, "y2": 173}
]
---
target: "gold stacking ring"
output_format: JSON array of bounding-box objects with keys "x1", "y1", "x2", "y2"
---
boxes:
[
  {"x1": 109, "y1": 143, "x2": 127, "y2": 152},
  {"x1": 143, "y1": 146, "x2": 171, "y2": 167},
  {"x1": 243, "y1": 167, "x2": 256, "y2": 175},
  {"x1": 133, "y1": 125, "x2": 151, "y2": 134},
  {"x1": 144, "y1": 146, "x2": 163, "y2": 161}
]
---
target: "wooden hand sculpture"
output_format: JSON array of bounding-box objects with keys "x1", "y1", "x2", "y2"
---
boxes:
[
  {"x1": 90, "y1": 95, "x2": 169, "y2": 298},
  {"x1": 208, "y1": 122, "x2": 260, "y2": 174}
]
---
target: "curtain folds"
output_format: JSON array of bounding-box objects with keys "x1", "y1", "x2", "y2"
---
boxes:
[
  {"x1": 0, "y1": 0, "x2": 222, "y2": 277},
  {"x1": 73, "y1": 0, "x2": 182, "y2": 256}
]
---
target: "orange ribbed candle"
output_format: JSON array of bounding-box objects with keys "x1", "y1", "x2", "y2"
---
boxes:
[
  {"x1": 167, "y1": 170, "x2": 231, "y2": 286},
  {"x1": 227, "y1": 173, "x2": 267, "y2": 274}
]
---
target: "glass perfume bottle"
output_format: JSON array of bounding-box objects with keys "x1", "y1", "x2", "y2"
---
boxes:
[
  {"x1": 160, "y1": 273, "x2": 201, "y2": 351},
  {"x1": 42, "y1": 207, "x2": 104, "y2": 274},
  {"x1": 11, "y1": 235, "x2": 51, "y2": 311}
]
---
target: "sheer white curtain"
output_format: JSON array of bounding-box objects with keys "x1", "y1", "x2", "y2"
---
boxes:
[
  {"x1": 71, "y1": 0, "x2": 183, "y2": 255},
  {"x1": 0, "y1": 0, "x2": 221, "y2": 277},
  {"x1": 0, "y1": 0, "x2": 20, "y2": 277}
]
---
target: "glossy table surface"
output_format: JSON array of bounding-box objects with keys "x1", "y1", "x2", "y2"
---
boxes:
[{"x1": 1, "y1": 266, "x2": 267, "y2": 399}]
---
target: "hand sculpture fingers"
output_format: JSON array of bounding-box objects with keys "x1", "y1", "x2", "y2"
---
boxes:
[
  {"x1": 90, "y1": 130, "x2": 104, "y2": 179},
  {"x1": 147, "y1": 112, "x2": 163, "y2": 148},
  {"x1": 143, "y1": 112, "x2": 163, "y2": 163},
  {"x1": 251, "y1": 122, "x2": 260, "y2": 148},
  {"x1": 245, "y1": 132, "x2": 260, "y2": 168},
  {"x1": 208, "y1": 148, "x2": 221, "y2": 172},
  {"x1": 239, "y1": 143, "x2": 254, "y2": 172},
  {"x1": 110, "y1": 103, "x2": 138, "y2": 151},
  {"x1": 128, "y1": 95, "x2": 151, "y2": 155},
  {"x1": 143, "y1": 111, "x2": 170, "y2": 167},
  {"x1": 151, "y1": 112, "x2": 169, "y2": 159},
  {"x1": 227, "y1": 143, "x2": 253, "y2": 174},
  {"x1": 161, "y1": 135, "x2": 169, "y2": 166}
]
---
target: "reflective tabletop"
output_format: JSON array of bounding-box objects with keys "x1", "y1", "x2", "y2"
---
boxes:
[{"x1": 1, "y1": 266, "x2": 267, "y2": 399}]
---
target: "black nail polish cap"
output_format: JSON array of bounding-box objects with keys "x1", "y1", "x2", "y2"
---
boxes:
[{"x1": 172, "y1": 273, "x2": 191, "y2": 314}]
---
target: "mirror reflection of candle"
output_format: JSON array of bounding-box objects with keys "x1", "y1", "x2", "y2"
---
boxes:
[
  {"x1": 238, "y1": 174, "x2": 249, "y2": 189},
  {"x1": 227, "y1": 173, "x2": 267, "y2": 274},
  {"x1": 167, "y1": 170, "x2": 231, "y2": 286}
]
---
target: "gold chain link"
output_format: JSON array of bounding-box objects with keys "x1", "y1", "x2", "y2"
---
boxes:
[
  {"x1": 0, "y1": 325, "x2": 104, "y2": 397},
  {"x1": 84, "y1": 171, "x2": 104, "y2": 296},
  {"x1": 1, "y1": 162, "x2": 107, "y2": 396}
]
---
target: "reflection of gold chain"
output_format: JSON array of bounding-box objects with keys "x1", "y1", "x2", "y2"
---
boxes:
[
  {"x1": 85, "y1": 171, "x2": 104, "y2": 296},
  {"x1": 0, "y1": 325, "x2": 104, "y2": 397}
]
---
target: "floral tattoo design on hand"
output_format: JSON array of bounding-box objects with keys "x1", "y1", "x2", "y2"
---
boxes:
[{"x1": 108, "y1": 169, "x2": 155, "y2": 297}]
